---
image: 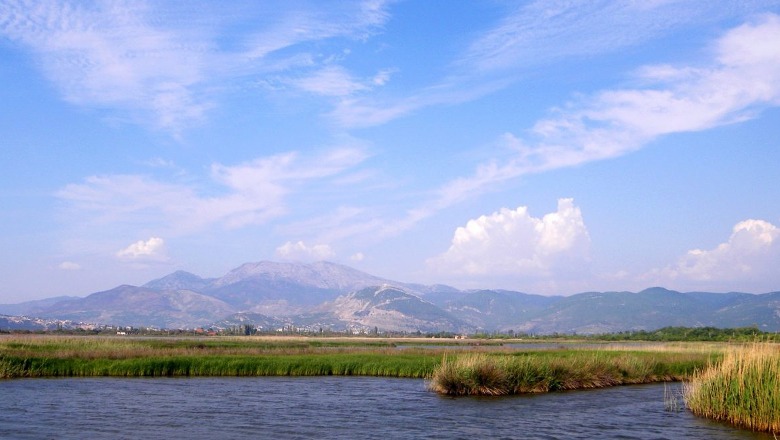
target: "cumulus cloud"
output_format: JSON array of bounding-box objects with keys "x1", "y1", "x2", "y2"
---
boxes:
[
  {"x1": 276, "y1": 241, "x2": 335, "y2": 261},
  {"x1": 350, "y1": 252, "x2": 365, "y2": 262},
  {"x1": 652, "y1": 219, "x2": 780, "y2": 290},
  {"x1": 427, "y1": 199, "x2": 590, "y2": 279},
  {"x1": 58, "y1": 261, "x2": 81, "y2": 270},
  {"x1": 116, "y1": 237, "x2": 166, "y2": 261}
]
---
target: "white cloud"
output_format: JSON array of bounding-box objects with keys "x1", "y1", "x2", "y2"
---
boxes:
[
  {"x1": 0, "y1": 0, "x2": 391, "y2": 134},
  {"x1": 651, "y1": 219, "x2": 780, "y2": 290},
  {"x1": 0, "y1": 0, "x2": 211, "y2": 133},
  {"x1": 116, "y1": 237, "x2": 166, "y2": 261},
  {"x1": 350, "y1": 252, "x2": 365, "y2": 262},
  {"x1": 331, "y1": 2, "x2": 775, "y2": 129},
  {"x1": 276, "y1": 241, "x2": 335, "y2": 262},
  {"x1": 418, "y1": 14, "x2": 780, "y2": 219},
  {"x1": 289, "y1": 65, "x2": 372, "y2": 97},
  {"x1": 57, "y1": 146, "x2": 369, "y2": 234},
  {"x1": 427, "y1": 199, "x2": 590, "y2": 279},
  {"x1": 58, "y1": 261, "x2": 81, "y2": 270},
  {"x1": 461, "y1": 1, "x2": 736, "y2": 73}
]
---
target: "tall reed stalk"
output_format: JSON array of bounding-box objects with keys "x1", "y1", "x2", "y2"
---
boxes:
[{"x1": 684, "y1": 343, "x2": 780, "y2": 433}]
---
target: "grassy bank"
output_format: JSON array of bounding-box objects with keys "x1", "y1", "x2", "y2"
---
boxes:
[
  {"x1": 1, "y1": 335, "x2": 716, "y2": 392},
  {"x1": 429, "y1": 350, "x2": 714, "y2": 396},
  {"x1": 0, "y1": 335, "x2": 442, "y2": 379},
  {"x1": 685, "y1": 343, "x2": 780, "y2": 434}
]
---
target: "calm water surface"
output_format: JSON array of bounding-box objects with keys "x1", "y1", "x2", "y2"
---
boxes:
[{"x1": 0, "y1": 377, "x2": 771, "y2": 439}]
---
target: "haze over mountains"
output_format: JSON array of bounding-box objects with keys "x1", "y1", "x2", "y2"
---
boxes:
[{"x1": 2, "y1": 261, "x2": 779, "y2": 334}]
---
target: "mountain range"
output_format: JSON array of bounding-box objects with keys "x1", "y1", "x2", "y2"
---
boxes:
[{"x1": 2, "y1": 261, "x2": 779, "y2": 334}]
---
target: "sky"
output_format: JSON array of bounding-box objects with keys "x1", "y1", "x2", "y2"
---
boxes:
[{"x1": 2, "y1": 0, "x2": 780, "y2": 304}]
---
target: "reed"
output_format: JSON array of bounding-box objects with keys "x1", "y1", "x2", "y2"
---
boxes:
[
  {"x1": 429, "y1": 350, "x2": 711, "y2": 396},
  {"x1": 0, "y1": 335, "x2": 439, "y2": 379},
  {"x1": 684, "y1": 343, "x2": 780, "y2": 434},
  {"x1": 0, "y1": 335, "x2": 714, "y2": 390}
]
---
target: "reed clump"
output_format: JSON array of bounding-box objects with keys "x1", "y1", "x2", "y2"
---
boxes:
[
  {"x1": 429, "y1": 350, "x2": 710, "y2": 396},
  {"x1": 684, "y1": 343, "x2": 780, "y2": 434}
]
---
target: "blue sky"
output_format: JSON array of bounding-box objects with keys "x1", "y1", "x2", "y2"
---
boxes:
[{"x1": 2, "y1": 0, "x2": 780, "y2": 303}]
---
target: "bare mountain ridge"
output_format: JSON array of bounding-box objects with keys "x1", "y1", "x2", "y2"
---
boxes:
[
  {"x1": 1, "y1": 261, "x2": 779, "y2": 333},
  {"x1": 322, "y1": 285, "x2": 469, "y2": 333}
]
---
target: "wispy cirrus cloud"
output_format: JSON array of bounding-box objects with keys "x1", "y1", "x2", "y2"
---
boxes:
[
  {"x1": 261, "y1": 13, "x2": 780, "y2": 250},
  {"x1": 57, "y1": 146, "x2": 371, "y2": 234},
  {"x1": 461, "y1": 0, "x2": 732, "y2": 73},
  {"x1": 0, "y1": 0, "x2": 211, "y2": 133},
  {"x1": 411, "y1": 13, "x2": 780, "y2": 222},
  {"x1": 0, "y1": 0, "x2": 391, "y2": 134},
  {"x1": 330, "y1": 1, "x2": 778, "y2": 128}
]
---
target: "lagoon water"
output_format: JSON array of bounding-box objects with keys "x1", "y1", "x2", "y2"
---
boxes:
[{"x1": 0, "y1": 377, "x2": 771, "y2": 439}]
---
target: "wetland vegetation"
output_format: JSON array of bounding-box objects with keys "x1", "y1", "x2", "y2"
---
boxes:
[
  {"x1": 2, "y1": 333, "x2": 778, "y2": 433},
  {"x1": 685, "y1": 343, "x2": 780, "y2": 434},
  {"x1": 0, "y1": 334, "x2": 713, "y2": 384}
]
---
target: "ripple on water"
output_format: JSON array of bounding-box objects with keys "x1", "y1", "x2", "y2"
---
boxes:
[{"x1": 0, "y1": 377, "x2": 772, "y2": 440}]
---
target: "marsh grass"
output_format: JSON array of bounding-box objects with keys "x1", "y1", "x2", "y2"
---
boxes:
[
  {"x1": 684, "y1": 343, "x2": 780, "y2": 433},
  {"x1": 0, "y1": 335, "x2": 437, "y2": 379},
  {"x1": 429, "y1": 350, "x2": 712, "y2": 396},
  {"x1": 0, "y1": 335, "x2": 715, "y2": 390}
]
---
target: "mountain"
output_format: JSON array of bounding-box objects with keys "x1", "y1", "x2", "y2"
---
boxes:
[
  {"x1": 143, "y1": 271, "x2": 214, "y2": 292},
  {"x1": 0, "y1": 295, "x2": 80, "y2": 317},
  {"x1": 33, "y1": 285, "x2": 235, "y2": 329},
  {"x1": 708, "y1": 291, "x2": 780, "y2": 330},
  {"x1": 323, "y1": 285, "x2": 469, "y2": 333},
  {"x1": 3, "y1": 261, "x2": 780, "y2": 333},
  {"x1": 438, "y1": 290, "x2": 560, "y2": 330},
  {"x1": 182, "y1": 261, "x2": 393, "y2": 314},
  {"x1": 511, "y1": 288, "x2": 780, "y2": 334}
]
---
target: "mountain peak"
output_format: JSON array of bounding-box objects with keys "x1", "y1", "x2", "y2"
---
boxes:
[
  {"x1": 211, "y1": 260, "x2": 389, "y2": 291},
  {"x1": 143, "y1": 270, "x2": 211, "y2": 292}
]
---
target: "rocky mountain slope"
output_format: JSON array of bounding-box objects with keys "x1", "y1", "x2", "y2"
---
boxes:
[{"x1": 2, "y1": 261, "x2": 779, "y2": 333}]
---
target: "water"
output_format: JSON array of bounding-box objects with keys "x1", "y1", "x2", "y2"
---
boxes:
[{"x1": 0, "y1": 377, "x2": 771, "y2": 439}]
